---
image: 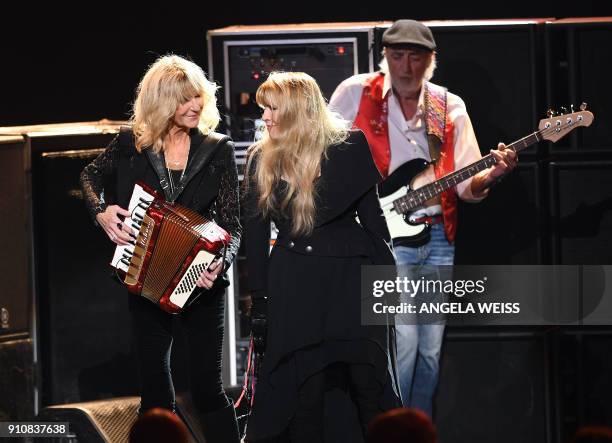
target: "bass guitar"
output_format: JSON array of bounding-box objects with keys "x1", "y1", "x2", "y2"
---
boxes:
[{"x1": 378, "y1": 106, "x2": 594, "y2": 242}]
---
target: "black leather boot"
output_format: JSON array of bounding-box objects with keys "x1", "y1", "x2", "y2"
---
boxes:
[
  {"x1": 177, "y1": 395, "x2": 240, "y2": 443},
  {"x1": 199, "y1": 403, "x2": 241, "y2": 443}
]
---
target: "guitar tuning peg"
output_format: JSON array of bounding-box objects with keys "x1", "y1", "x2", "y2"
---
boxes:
[
  {"x1": 570, "y1": 104, "x2": 575, "y2": 113},
  {"x1": 546, "y1": 108, "x2": 556, "y2": 118},
  {"x1": 580, "y1": 102, "x2": 588, "y2": 111},
  {"x1": 560, "y1": 106, "x2": 568, "y2": 115}
]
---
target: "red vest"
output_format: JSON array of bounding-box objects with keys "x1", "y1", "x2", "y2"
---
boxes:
[{"x1": 354, "y1": 73, "x2": 458, "y2": 243}]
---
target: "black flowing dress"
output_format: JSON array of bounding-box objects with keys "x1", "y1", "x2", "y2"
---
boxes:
[{"x1": 244, "y1": 130, "x2": 400, "y2": 440}]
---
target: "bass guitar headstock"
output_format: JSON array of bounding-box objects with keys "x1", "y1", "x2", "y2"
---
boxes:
[{"x1": 539, "y1": 103, "x2": 594, "y2": 143}]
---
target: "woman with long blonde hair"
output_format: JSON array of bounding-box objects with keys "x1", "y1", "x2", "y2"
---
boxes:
[
  {"x1": 244, "y1": 72, "x2": 399, "y2": 442},
  {"x1": 81, "y1": 55, "x2": 241, "y2": 442}
]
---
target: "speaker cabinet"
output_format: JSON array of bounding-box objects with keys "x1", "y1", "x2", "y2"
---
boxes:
[
  {"x1": 36, "y1": 393, "x2": 224, "y2": 443},
  {"x1": 0, "y1": 336, "x2": 35, "y2": 421},
  {"x1": 555, "y1": 329, "x2": 612, "y2": 441},
  {"x1": 455, "y1": 162, "x2": 544, "y2": 264},
  {"x1": 546, "y1": 18, "x2": 612, "y2": 151},
  {"x1": 0, "y1": 135, "x2": 31, "y2": 336},
  {"x1": 435, "y1": 329, "x2": 551, "y2": 443},
  {"x1": 37, "y1": 397, "x2": 139, "y2": 443},
  {"x1": 549, "y1": 161, "x2": 612, "y2": 264}
]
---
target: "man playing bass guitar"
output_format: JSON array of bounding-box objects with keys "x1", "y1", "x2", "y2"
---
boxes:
[{"x1": 330, "y1": 19, "x2": 516, "y2": 418}]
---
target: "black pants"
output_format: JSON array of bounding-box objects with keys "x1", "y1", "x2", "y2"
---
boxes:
[
  {"x1": 128, "y1": 288, "x2": 230, "y2": 413},
  {"x1": 288, "y1": 363, "x2": 384, "y2": 443}
]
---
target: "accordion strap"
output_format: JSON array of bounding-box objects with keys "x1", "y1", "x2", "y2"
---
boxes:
[
  {"x1": 118, "y1": 125, "x2": 135, "y2": 148},
  {"x1": 168, "y1": 132, "x2": 231, "y2": 202},
  {"x1": 115, "y1": 126, "x2": 231, "y2": 203}
]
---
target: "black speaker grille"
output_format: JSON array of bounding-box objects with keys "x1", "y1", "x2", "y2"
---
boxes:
[{"x1": 435, "y1": 331, "x2": 550, "y2": 443}]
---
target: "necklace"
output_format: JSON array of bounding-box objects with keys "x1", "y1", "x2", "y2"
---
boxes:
[
  {"x1": 164, "y1": 134, "x2": 190, "y2": 169},
  {"x1": 163, "y1": 133, "x2": 190, "y2": 194},
  {"x1": 165, "y1": 155, "x2": 187, "y2": 169},
  {"x1": 167, "y1": 166, "x2": 185, "y2": 195}
]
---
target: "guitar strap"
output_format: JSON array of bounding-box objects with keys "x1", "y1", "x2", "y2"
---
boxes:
[
  {"x1": 423, "y1": 81, "x2": 448, "y2": 163},
  {"x1": 427, "y1": 134, "x2": 442, "y2": 164},
  {"x1": 423, "y1": 82, "x2": 458, "y2": 243}
]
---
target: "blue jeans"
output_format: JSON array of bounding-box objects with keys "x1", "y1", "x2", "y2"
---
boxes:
[{"x1": 394, "y1": 223, "x2": 454, "y2": 417}]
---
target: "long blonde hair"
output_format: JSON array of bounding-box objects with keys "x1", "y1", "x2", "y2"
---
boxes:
[
  {"x1": 131, "y1": 55, "x2": 220, "y2": 153},
  {"x1": 247, "y1": 72, "x2": 349, "y2": 236}
]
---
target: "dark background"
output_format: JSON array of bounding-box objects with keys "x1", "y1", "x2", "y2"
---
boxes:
[
  {"x1": 2, "y1": 4, "x2": 612, "y2": 442},
  {"x1": 2, "y1": 1, "x2": 611, "y2": 127}
]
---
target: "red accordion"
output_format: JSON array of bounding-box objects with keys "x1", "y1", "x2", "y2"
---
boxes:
[{"x1": 111, "y1": 182, "x2": 230, "y2": 314}]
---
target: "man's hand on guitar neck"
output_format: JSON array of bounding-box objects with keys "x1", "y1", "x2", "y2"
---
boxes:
[{"x1": 470, "y1": 142, "x2": 518, "y2": 197}]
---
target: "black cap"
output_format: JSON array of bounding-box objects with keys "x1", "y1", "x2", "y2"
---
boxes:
[{"x1": 382, "y1": 19, "x2": 436, "y2": 51}]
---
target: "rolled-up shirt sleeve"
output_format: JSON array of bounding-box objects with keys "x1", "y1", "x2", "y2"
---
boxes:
[{"x1": 448, "y1": 95, "x2": 487, "y2": 202}]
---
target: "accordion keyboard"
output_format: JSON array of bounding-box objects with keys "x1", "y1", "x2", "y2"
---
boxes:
[
  {"x1": 111, "y1": 184, "x2": 155, "y2": 272},
  {"x1": 123, "y1": 212, "x2": 156, "y2": 287}
]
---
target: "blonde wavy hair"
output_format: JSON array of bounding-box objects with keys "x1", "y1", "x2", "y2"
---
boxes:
[
  {"x1": 247, "y1": 72, "x2": 349, "y2": 236},
  {"x1": 131, "y1": 55, "x2": 220, "y2": 153}
]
